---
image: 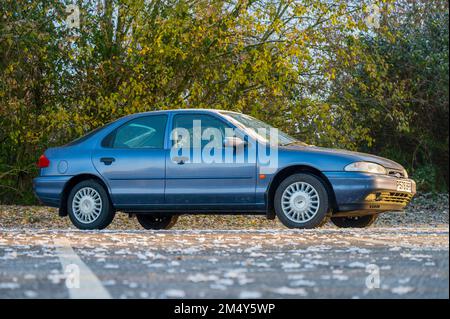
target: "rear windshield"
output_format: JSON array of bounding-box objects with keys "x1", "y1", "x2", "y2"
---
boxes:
[{"x1": 65, "y1": 123, "x2": 111, "y2": 146}]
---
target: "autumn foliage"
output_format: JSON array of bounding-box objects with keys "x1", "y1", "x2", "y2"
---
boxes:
[{"x1": 0, "y1": 0, "x2": 448, "y2": 203}]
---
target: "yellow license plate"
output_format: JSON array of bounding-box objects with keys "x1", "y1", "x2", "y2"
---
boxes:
[{"x1": 397, "y1": 180, "x2": 412, "y2": 192}]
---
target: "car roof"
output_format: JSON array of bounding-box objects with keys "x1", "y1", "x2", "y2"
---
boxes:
[{"x1": 127, "y1": 108, "x2": 241, "y2": 118}]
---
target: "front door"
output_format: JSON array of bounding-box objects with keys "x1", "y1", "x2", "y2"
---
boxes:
[
  {"x1": 92, "y1": 114, "x2": 168, "y2": 207},
  {"x1": 165, "y1": 113, "x2": 257, "y2": 209}
]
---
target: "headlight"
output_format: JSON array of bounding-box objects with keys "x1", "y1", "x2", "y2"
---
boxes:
[
  {"x1": 344, "y1": 162, "x2": 387, "y2": 175},
  {"x1": 403, "y1": 169, "x2": 409, "y2": 178}
]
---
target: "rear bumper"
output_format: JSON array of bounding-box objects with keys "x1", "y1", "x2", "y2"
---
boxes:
[
  {"x1": 33, "y1": 176, "x2": 72, "y2": 208},
  {"x1": 324, "y1": 172, "x2": 416, "y2": 213}
]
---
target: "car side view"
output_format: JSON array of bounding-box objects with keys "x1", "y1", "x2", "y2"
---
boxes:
[{"x1": 33, "y1": 109, "x2": 416, "y2": 230}]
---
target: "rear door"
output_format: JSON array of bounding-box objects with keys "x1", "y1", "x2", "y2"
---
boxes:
[{"x1": 92, "y1": 114, "x2": 168, "y2": 207}]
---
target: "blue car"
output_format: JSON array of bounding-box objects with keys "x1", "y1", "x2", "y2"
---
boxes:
[{"x1": 33, "y1": 109, "x2": 416, "y2": 230}]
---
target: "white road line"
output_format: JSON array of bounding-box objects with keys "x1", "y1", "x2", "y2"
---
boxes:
[{"x1": 54, "y1": 238, "x2": 112, "y2": 299}]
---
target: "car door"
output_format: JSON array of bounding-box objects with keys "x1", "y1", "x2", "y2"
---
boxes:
[
  {"x1": 92, "y1": 114, "x2": 168, "y2": 208},
  {"x1": 165, "y1": 113, "x2": 257, "y2": 209}
]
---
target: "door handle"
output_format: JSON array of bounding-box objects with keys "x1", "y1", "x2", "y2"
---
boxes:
[
  {"x1": 100, "y1": 157, "x2": 115, "y2": 165},
  {"x1": 172, "y1": 156, "x2": 189, "y2": 165}
]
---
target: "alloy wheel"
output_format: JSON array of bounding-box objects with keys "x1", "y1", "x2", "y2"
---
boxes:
[
  {"x1": 72, "y1": 187, "x2": 103, "y2": 224},
  {"x1": 281, "y1": 182, "x2": 320, "y2": 223}
]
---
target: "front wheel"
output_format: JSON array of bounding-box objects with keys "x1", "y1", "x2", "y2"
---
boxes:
[
  {"x1": 136, "y1": 215, "x2": 178, "y2": 230},
  {"x1": 330, "y1": 214, "x2": 378, "y2": 228},
  {"x1": 274, "y1": 173, "x2": 330, "y2": 229}
]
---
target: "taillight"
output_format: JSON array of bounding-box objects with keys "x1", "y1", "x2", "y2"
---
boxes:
[{"x1": 38, "y1": 154, "x2": 50, "y2": 168}]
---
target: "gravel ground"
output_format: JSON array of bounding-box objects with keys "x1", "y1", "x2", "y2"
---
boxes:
[{"x1": 0, "y1": 193, "x2": 447, "y2": 230}]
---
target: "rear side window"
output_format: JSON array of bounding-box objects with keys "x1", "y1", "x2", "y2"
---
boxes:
[{"x1": 102, "y1": 115, "x2": 167, "y2": 149}]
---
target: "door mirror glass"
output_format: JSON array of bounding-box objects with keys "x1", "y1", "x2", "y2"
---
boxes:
[{"x1": 223, "y1": 136, "x2": 246, "y2": 148}]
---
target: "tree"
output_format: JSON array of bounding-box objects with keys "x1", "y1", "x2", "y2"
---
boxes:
[
  {"x1": 328, "y1": 0, "x2": 449, "y2": 191},
  {"x1": 1, "y1": 0, "x2": 448, "y2": 203}
]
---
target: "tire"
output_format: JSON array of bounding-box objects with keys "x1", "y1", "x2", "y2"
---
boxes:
[
  {"x1": 67, "y1": 179, "x2": 115, "y2": 230},
  {"x1": 330, "y1": 214, "x2": 378, "y2": 228},
  {"x1": 274, "y1": 173, "x2": 330, "y2": 229},
  {"x1": 136, "y1": 215, "x2": 179, "y2": 230}
]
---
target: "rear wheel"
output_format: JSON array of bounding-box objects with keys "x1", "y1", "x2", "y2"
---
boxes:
[
  {"x1": 330, "y1": 214, "x2": 378, "y2": 228},
  {"x1": 136, "y1": 215, "x2": 178, "y2": 230},
  {"x1": 67, "y1": 180, "x2": 115, "y2": 230},
  {"x1": 274, "y1": 173, "x2": 330, "y2": 229}
]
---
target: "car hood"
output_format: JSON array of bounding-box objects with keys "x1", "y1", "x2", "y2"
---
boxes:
[{"x1": 283, "y1": 144, "x2": 405, "y2": 170}]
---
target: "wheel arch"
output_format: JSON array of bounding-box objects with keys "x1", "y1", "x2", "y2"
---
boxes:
[
  {"x1": 59, "y1": 173, "x2": 111, "y2": 217},
  {"x1": 265, "y1": 165, "x2": 337, "y2": 219}
]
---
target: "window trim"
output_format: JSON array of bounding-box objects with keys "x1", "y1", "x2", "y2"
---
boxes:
[{"x1": 101, "y1": 114, "x2": 169, "y2": 150}]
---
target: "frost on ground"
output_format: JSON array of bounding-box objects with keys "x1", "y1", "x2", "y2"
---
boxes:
[{"x1": 0, "y1": 228, "x2": 448, "y2": 299}]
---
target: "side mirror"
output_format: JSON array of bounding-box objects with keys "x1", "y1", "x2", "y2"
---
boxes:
[{"x1": 223, "y1": 136, "x2": 247, "y2": 148}]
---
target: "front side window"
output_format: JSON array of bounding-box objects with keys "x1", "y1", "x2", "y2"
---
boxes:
[
  {"x1": 103, "y1": 115, "x2": 167, "y2": 149},
  {"x1": 172, "y1": 114, "x2": 233, "y2": 148}
]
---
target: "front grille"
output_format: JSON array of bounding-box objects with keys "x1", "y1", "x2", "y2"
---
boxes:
[
  {"x1": 366, "y1": 192, "x2": 413, "y2": 205},
  {"x1": 388, "y1": 169, "x2": 406, "y2": 178}
]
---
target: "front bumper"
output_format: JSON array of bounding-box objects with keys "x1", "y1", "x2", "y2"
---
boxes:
[
  {"x1": 324, "y1": 172, "x2": 416, "y2": 213},
  {"x1": 33, "y1": 176, "x2": 72, "y2": 207}
]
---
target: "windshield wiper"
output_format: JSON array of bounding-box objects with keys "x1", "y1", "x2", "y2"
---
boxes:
[
  {"x1": 280, "y1": 141, "x2": 309, "y2": 147},
  {"x1": 280, "y1": 141, "x2": 297, "y2": 146}
]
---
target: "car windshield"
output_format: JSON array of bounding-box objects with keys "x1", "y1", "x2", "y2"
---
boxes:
[
  {"x1": 65, "y1": 121, "x2": 115, "y2": 146},
  {"x1": 220, "y1": 112, "x2": 306, "y2": 146},
  {"x1": 65, "y1": 126, "x2": 104, "y2": 146}
]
